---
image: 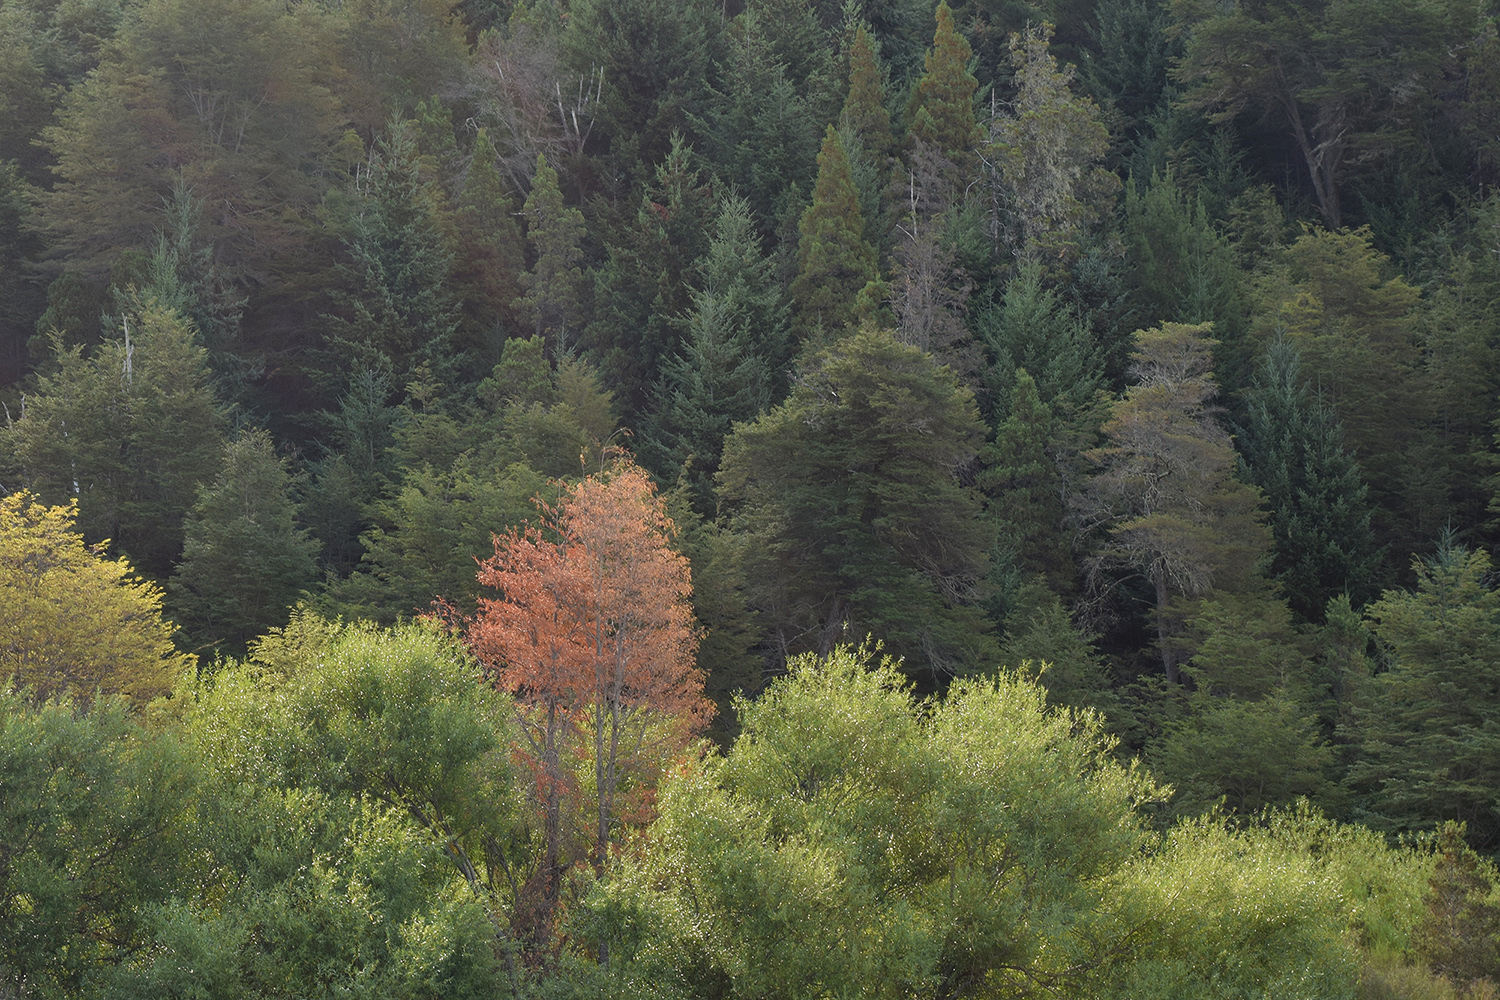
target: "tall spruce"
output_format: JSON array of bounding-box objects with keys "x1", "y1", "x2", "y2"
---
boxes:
[
  {"x1": 905, "y1": 0, "x2": 981, "y2": 177},
  {"x1": 1236, "y1": 338, "x2": 1382, "y2": 621},
  {"x1": 790, "y1": 126, "x2": 880, "y2": 340},
  {"x1": 518, "y1": 153, "x2": 587, "y2": 356}
]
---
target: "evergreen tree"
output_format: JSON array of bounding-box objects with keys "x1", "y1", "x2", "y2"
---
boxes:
[
  {"x1": 842, "y1": 26, "x2": 895, "y2": 168},
  {"x1": 1348, "y1": 540, "x2": 1500, "y2": 851},
  {"x1": 1237, "y1": 338, "x2": 1382, "y2": 622},
  {"x1": 718, "y1": 327, "x2": 998, "y2": 685},
  {"x1": 790, "y1": 127, "x2": 880, "y2": 340},
  {"x1": 905, "y1": 0, "x2": 981, "y2": 177},
  {"x1": 975, "y1": 259, "x2": 1102, "y2": 420},
  {"x1": 169, "y1": 429, "x2": 319, "y2": 655},
  {"x1": 985, "y1": 22, "x2": 1117, "y2": 266},
  {"x1": 1078, "y1": 322, "x2": 1269, "y2": 681},
  {"x1": 452, "y1": 127, "x2": 526, "y2": 366},
  {"x1": 324, "y1": 120, "x2": 462, "y2": 386},
  {"x1": 8, "y1": 295, "x2": 225, "y2": 578},
  {"x1": 518, "y1": 152, "x2": 587, "y2": 356},
  {"x1": 586, "y1": 134, "x2": 716, "y2": 418},
  {"x1": 979, "y1": 369, "x2": 1074, "y2": 601},
  {"x1": 1121, "y1": 170, "x2": 1247, "y2": 377},
  {"x1": 702, "y1": 9, "x2": 822, "y2": 235}
]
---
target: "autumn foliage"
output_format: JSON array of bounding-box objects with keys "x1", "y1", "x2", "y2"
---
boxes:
[{"x1": 465, "y1": 460, "x2": 706, "y2": 940}]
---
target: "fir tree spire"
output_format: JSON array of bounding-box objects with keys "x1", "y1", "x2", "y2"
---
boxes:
[
  {"x1": 791, "y1": 126, "x2": 880, "y2": 340},
  {"x1": 906, "y1": 0, "x2": 981, "y2": 174},
  {"x1": 518, "y1": 152, "x2": 587, "y2": 356}
]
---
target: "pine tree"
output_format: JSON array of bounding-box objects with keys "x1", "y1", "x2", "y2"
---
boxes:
[
  {"x1": 790, "y1": 127, "x2": 880, "y2": 340},
  {"x1": 842, "y1": 26, "x2": 895, "y2": 166},
  {"x1": 452, "y1": 127, "x2": 526, "y2": 364},
  {"x1": 169, "y1": 430, "x2": 319, "y2": 655},
  {"x1": 905, "y1": 0, "x2": 981, "y2": 177},
  {"x1": 8, "y1": 295, "x2": 225, "y2": 578},
  {"x1": 976, "y1": 259, "x2": 1102, "y2": 420},
  {"x1": 986, "y1": 22, "x2": 1117, "y2": 265},
  {"x1": 1348, "y1": 540, "x2": 1500, "y2": 851},
  {"x1": 980, "y1": 370, "x2": 1073, "y2": 598},
  {"x1": 518, "y1": 152, "x2": 587, "y2": 356},
  {"x1": 1236, "y1": 338, "x2": 1382, "y2": 622},
  {"x1": 324, "y1": 120, "x2": 461, "y2": 385}
]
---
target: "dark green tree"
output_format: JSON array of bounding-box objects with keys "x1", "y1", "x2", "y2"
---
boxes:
[
  {"x1": 8, "y1": 296, "x2": 225, "y2": 578},
  {"x1": 168, "y1": 429, "x2": 319, "y2": 655},
  {"x1": 978, "y1": 369, "x2": 1074, "y2": 599},
  {"x1": 790, "y1": 127, "x2": 881, "y2": 340},
  {"x1": 1347, "y1": 540, "x2": 1500, "y2": 851},
  {"x1": 325, "y1": 120, "x2": 461, "y2": 386},
  {"x1": 702, "y1": 8, "x2": 823, "y2": 234},
  {"x1": 975, "y1": 259, "x2": 1102, "y2": 420},
  {"x1": 1236, "y1": 338, "x2": 1381, "y2": 622},
  {"x1": 718, "y1": 327, "x2": 998, "y2": 685},
  {"x1": 518, "y1": 152, "x2": 587, "y2": 356}
]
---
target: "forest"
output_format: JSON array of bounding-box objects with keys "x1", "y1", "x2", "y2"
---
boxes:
[{"x1": 2, "y1": 0, "x2": 1500, "y2": 994}]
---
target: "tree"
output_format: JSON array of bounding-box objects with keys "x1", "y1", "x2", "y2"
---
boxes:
[
  {"x1": 168, "y1": 430, "x2": 319, "y2": 655},
  {"x1": 0, "y1": 493, "x2": 190, "y2": 704},
  {"x1": 584, "y1": 645, "x2": 1361, "y2": 999},
  {"x1": 1236, "y1": 338, "x2": 1381, "y2": 621},
  {"x1": 0, "y1": 689, "x2": 198, "y2": 997},
  {"x1": 518, "y1": 152, "x2": 587, "y2": 356},
  {"x1": 1347, "y1": 540, "x2": 1500, "y2": 851},
  {"x1": 905, "y1": 0, "x2": 981, "y2": 177},
  {"x1": 466, "y1": 461, "x2": 708, "y2": 943},
  {"x1": 8, "y1": 296, "x2": 225, "y2": 578},
  {"x1": 717, "y1": 327, "x2": 998, "y2": 684},
  {"x1": 842, "y1": 25, "x2": 895, "y2": 168},
  {"x1": 1171, "y1": 0, "x2": 1452, "y2": 228},
  {"x1": 979, "y1": 369, "x2": 1075, "y2": 599},
  {"x1": 985, "y1": 22, "x2": 1117, "y2": 265},
  {"x1": 790, "y1": 127, "x2": 881, "y2": 340},
  {"x1": 1078, "y1": 322, "x2": 1269, "y2": 680},
  {"x1": 323, "y1": 119, "x2": 462, "y2": 385}
]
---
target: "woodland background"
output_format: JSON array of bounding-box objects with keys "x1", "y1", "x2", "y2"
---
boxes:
[{"x1": 4, "y1": 0, "x2": 1500, "y2": 995}]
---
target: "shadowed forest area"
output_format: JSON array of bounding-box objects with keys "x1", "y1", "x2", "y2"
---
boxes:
[{"x1": 4, "y1": 0, "x2": 1500, "y2": 995}]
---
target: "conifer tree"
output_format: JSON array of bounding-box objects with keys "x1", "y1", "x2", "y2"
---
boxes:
[
  {"x1": 905, "y1": 1, "x2": 981, "y2": 176},
  {"x1": 986, "y1": 22, "x2": 1117, "y2": 267},
  {"x1": 718, "y1": 328, "x2": 998, "y2": 685},
  {"x1": 976, "y1": 259, "x2": 1102, "y2": 420},
  {"x1": 839, "y1": 25, "x2": 898, "y2": 260},
  {"x1": 169, "y1": 429, "x2": 319, "y2": 655},
  {"x1": 1348, "y1": 540, "x2": 1500, "y2": 851},
  {"x1": 790, "y1": 127, "x2": 880, "y2": 340},
  {"x1": 1237, "y1": 338, "x2": 1381, "y2": 621},
  {"x1": 518, "y1": 152, "x2": 587, "y2": 356},
  {"x1": 1078, "y1": 322, "x2": 1269, "y2": 681},
  {"x1": 641, "y1": 197, "x2": 787, "y2": 511},
  {"x1": 453, "y1": 127, "x2": 526, "y2": 363},
  {"x1": 980, "y1": 370, "x2": 1073, "y2": 597},
  {"x1": 8, "y1": 295, "x2": 225, "y2": 578},
  {"x1": 842, "y1": 26, "x2": 895, "y2": 166},
  {"x1": 325, "y1": 120, "x2": 461, "y2": 386}
]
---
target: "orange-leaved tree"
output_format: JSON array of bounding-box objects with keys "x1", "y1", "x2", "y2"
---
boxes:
[{"x1": 466, "y1": 459, "x2": 706, "y2": 940}]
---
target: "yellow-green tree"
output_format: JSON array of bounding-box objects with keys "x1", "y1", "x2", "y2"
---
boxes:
[{"x1": 0, "y1": 493, "x2": 190, "y2": 704}]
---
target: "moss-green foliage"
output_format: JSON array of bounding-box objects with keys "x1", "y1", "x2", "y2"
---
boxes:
[
  {"x1": 790, "y1": 126, "x2": 880, "y2": 341},
  {"x1": 718, "y1": 327, "x2": 997, "y2": 683}
]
